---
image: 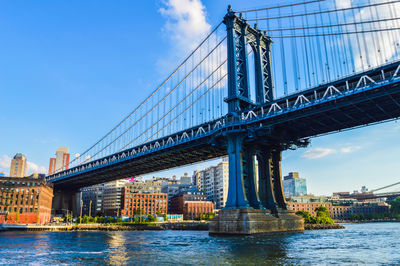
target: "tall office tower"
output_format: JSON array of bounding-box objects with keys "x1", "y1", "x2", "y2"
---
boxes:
[
  {"x1": 192, "y1": 170, "x2": 202, "y2": 190},
  {"x1": 48, "y1": 147, "x2": 70, "y2": 175},
  {"x1": 283, "y1": 172, "x2": 308, "y2": 198},
  {"x1": 9, "y1": 153, "x2": 27, "y2": 177}
]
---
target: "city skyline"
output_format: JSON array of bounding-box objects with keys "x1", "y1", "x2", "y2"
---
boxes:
[{"x1": 1, "y1": 0, "x2": 400, "y2": 195}]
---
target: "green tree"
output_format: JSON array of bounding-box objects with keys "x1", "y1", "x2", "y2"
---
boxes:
[
  {"x1": 390, "y1": 197, "x2": 400, "y2": 215},
  {"x1": 295, "y1": 211, "x2": 315, "y2": 224},
  {"x1": 199, "y1": 212, "x2": 215, "y2": 221},
  {"x1": 148, "y1": 214, "x2": 156, "y2": 222},
  {"x1": 163, "y1": 213, "x2": 168, "y2": 222},
  {"x1": 16, "y1": 212, "x2": 20, "y2": 223},
  {"x1": 82, "y1": 215, "x2": 89, "y2": 224},
  {"x1": 64, "y1": 214, "x2": 72, "y2": 223},
  {"x1": 315, "y1": 206, "x2": 334, "y2": 224}
]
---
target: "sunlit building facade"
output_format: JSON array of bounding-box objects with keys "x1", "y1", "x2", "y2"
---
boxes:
[
  {"x1": 0, "y1": 177, "x2": 53, "y2": 224},
  {"x1": 9, "y1": 153, "x2": 27, "y2": 177}
]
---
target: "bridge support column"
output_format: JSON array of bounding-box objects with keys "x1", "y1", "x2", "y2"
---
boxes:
[
  {"x1": 243, "y1": 145, "x2": 263, "y2": 209},
  {"x1": 256, "y1": 150, "x2": 278, "y2": 214},
  {"x1": 224, "y1": 134, "x2": 250, "y2": 209},
  {"x1": 270, "y1": 149, "x2": 287, "y2": 211},
  {"x1": 210, "y1": 141, "x2": 303, "y2": 235},
  {"x1": 257, "y1": 148, "x2": 289, "y2": 213}
]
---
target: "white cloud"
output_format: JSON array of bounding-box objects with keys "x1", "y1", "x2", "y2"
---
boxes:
[
  {"x1": 159, "y1": 0, "x2": 211, "y2": 53},
  {"x1": 340, "y1": 146, "x2": 361, "y2": 153},
  {"x1": 335, "y1": 0, "x2": 351, "y2": 9},
  {"x1": 26, "y1": 161, "x2": 47, "y2": 175},
  {"x1": 302, "y1": 145, "x2": 362, "y2": 159},
  {"x1": 0, "y1": 154, "x2": 46, "y2": 175},
  {"x1": 0, "y1": 155, "x2": 11, "y2": 174},
  {"x1": 302, "y1": 147, "x2": 337, "y2": 159}
]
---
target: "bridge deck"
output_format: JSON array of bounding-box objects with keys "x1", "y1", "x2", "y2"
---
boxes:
[{"x1": 47, "y1": 61, "x2": 400, "y2": 190}]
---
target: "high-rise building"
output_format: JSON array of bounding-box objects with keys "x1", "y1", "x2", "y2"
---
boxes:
[
  {"x1": 102, "y1": 179, "x2": 129, "y2": 216},
  {"x1": 192, "y1": 170, "x2": 201, "y2": 190},
  {"x1": 48, "y1": 147, "x2": 70, "y2": 175},
  {"x1": 197, "y1": 157, "x2": 229, "y2": 209},
  {"x1": 283, "y1": 172, "x2": 307, "y2": 198},
  {"x1": 9, "y1": 153, "x2": 27, "y2": 177}
]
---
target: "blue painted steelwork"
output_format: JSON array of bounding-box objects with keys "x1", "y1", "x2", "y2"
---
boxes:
[
  {"x1": 47, "y1": 4, "x2": 400, "y2": 215},
  {"x1": 47, "y1": 59, "x2": 400, "y2": 192}
]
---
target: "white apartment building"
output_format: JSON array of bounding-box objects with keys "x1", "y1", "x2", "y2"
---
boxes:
[{"x1": 197, "y1": 158, "x2": 229, "y2": 209}]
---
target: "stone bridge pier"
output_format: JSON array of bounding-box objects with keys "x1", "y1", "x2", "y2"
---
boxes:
[{"x1": 209, "y1": 134, "x2": 304, "y2": 235}]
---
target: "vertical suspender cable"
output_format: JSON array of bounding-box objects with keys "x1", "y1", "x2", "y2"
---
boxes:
[
  {"x1": 278, "y1": 8, "x2": 288, "y2": 95},
  {"x1": 318, "y1": 1, "x2": 331, "y2": 82}
]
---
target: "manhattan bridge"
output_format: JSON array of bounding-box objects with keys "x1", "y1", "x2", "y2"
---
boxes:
[{"x1": 46, "y1": 0, "x2": 400, "y2": 233}]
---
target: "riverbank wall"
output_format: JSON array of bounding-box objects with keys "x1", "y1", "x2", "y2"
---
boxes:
[
  {"x1": 304, "y1": 224, "x2": 345, "y2": 230},
  {"x1": 1, "y1": 222, "x2": 344, "y2": 232},
  {"x1": 0, "y1": 222, "x2": 209, "y2": 232}
]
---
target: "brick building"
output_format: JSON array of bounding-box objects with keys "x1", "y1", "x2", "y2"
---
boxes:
[
  {"x1": 169, "y1": 191, "x2": 214, "y2": 220},
  {"x1": 288, "y1": 202, "x2": 390, "y2": 220},
  {"x1": 121, "y1": 188, "x2": 168, "y2": 217},
  {"x1": 183, "y1": 201, "x2": 214, "y2": 220},
  {"x1": 0, "y1": 177, "x2": 53, "y2": 224}
]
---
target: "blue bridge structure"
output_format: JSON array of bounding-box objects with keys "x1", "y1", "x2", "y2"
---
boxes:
[{"x1": 46, "y1": 1, "x2": 400, "y2": 227}]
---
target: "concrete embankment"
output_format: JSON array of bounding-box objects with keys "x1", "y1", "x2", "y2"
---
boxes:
[
  {"x1": 0, "y1": 222, "x2": 210, "y2": 232},
  {"x1": 304, "y1": 223, "x2": 345, "y2": 230},
  {"x1": 1, "y1": 222, "x2": 345, "y2": 231}
]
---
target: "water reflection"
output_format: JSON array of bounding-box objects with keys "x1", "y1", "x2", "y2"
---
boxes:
[
  {"x1": 208, "y1": 233, "x2": 293, "y2": 264},
  {"x1": 106, "y1": 232, "x2": 128, "y2": 265},
  {"x1": 0, "y1": 223, "x2": 399, "y2": 264}
]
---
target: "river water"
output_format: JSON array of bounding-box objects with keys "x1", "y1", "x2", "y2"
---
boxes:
[{"x1": 0, "y1": 223, "x2": 399, "y2": 265}]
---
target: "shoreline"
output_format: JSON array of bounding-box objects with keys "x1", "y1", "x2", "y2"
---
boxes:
[
  {"x1": 304, "y1": 223, "x2": 345, "y2": 230},
  {"x1": 340, "y1": 219, "x2": 400, "y2": 224},
  {"x1": 1, "y1": 221, "x2": 349, "y2": 232},
  {"x1": 0, "y1": 222, "x2": 210, "y2": 232}
]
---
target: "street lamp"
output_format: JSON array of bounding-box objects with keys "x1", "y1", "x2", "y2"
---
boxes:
[
  {"x1": 89, "y1": 200, "x2": 92, "y2": 218},
  {"x1": 80, "y1": 200, "x2": 83, "y2": 223}
]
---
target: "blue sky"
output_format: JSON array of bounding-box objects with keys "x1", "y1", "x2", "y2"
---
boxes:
[{"x1": 0, "y1": 0, "x2": 399, "y2": 195}]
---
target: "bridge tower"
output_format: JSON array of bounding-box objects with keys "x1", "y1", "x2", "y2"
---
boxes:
[{"x1": 210, "y1": 6, "x2": 303, "y2": 234}]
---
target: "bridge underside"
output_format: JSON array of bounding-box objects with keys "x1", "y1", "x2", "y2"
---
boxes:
[
  {"x1": 53, "y1": 140, "x2": 226, "y2": 191},
  {"x1": 52, "y1": 76, "x2": 400, "y2": 193},
  {"x1": 264, "y1": 83, "x2": 400, "y2": 142}
]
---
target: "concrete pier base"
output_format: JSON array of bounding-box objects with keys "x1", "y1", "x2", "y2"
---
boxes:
[{"x1": 209, "y1": 209, "x2": 304, "y2": 235}]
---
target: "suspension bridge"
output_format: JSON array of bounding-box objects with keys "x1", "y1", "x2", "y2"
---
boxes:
[{"x1": 46, "y1": 0, "x2": 400, "y2": 233}]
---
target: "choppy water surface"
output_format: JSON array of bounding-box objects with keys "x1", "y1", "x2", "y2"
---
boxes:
[{"x1": 0, "y1": 223, "x2": 399, "y2": 265}]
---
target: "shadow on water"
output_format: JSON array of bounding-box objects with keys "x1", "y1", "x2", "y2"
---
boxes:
[{"x1": 208, "y1": 231, "x2": 299, "y2": 265}]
